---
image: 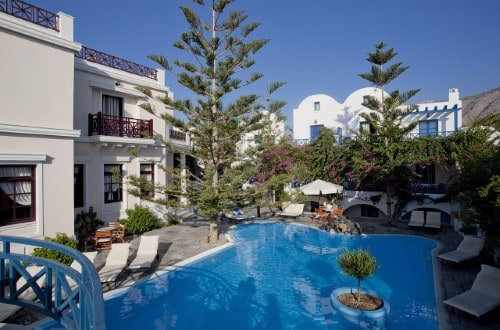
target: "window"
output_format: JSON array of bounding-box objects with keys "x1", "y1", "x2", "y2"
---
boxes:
[
  {"x1": 254, "y1": 134, "x2": 262, "y2": 144},
  {"x1": 361, "y1": 204, "x2": 379, "y2": 218},
  {"x1": 416, "y1": 164, "x2": 435, "y2": 184},
  {"x1": 419, "y1": 120, "x2": 438, "y2": 137},
  {"x1": 104, "y1": 164, "x2": 122, "y2": 203},
  {"x1": 310, "y1": 124, "x2": 324, "y2": 140},
  {"x1": 102, "y1": 95, "x2": 123, "y2": 117},
  {"x1": 359, "y1": 121, "x2": 375, "y2": 134},
  {"x1": 140, "y1": 163, "x2": 154, "y2": 198},
  {"x1": 0, "y1": 165, "x2": 35, "y2": 225},
  {"x1": 314, "y1": 102, "x2": 320, "y2": 111},
  {"x1": 74, "y1": 164, "x2": 84, "y2": 208}
]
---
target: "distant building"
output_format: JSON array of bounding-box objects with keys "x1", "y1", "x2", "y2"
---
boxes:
[
  {"x1": 292, "y1": 88, "x2": 463, "y2": 224},
  {"x1": 237, "y1": 111, "x2": 285, "y2": 155},
  {"x1": 293, "y1": 87, "x2": 462, "y2": 144}
]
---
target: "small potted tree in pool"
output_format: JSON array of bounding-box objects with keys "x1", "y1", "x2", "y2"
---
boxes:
[{"x1": 337, "y1": 248, "x2": 382, "y2": 311}]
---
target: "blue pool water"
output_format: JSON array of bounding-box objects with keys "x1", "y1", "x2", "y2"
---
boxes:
[{"x1": 99, "y1": 222, "x2": 438, "y2": 329}]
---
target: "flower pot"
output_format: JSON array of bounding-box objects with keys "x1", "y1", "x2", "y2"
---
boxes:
[{"x1": 330, "y1": 287, "x2": 390, "y2": 328}]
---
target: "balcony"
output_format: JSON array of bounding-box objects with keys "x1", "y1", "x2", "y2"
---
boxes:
[
  {"x1": 88, "y1": 112, "x2": 153, "y2": 139},
  {"x1": 76, "y1": 46, "x2": 157, "y2": 80},
  {"x1": 169, "y1": 129, "x2": 187, "y2": 142},
  {"x1": 0, "y1": 0, "x2": 59, "y2": 31}
]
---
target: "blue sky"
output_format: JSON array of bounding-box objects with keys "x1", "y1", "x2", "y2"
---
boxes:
[{"x1": 29, "y1": 0, "x2": 499, "y2": 127}]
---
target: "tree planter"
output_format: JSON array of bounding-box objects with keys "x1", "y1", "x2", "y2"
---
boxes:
[{"x1": 330, "y1": 287, "x2": 390, "y2": 328}]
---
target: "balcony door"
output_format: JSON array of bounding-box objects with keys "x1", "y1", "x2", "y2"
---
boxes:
[{"x1": 102, "y1": 95, "x2": 123, "y2": 118}]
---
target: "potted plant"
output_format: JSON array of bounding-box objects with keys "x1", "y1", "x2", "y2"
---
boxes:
[
  {"x1": 330, "y1": 248, "x2": 389, "y2": 327},
  {"x1": 336, "y1": 248, "x2": 381, "y2": 311}
]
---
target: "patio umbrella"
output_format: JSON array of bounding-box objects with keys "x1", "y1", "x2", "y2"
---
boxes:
[{"x1": 299, "y1": 179, "x2": 343, "y2": 195}]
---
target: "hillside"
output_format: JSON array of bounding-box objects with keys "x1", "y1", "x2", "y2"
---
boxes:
[{"x1": 462, "y1": 87, "x2": 500, "y2": 126}]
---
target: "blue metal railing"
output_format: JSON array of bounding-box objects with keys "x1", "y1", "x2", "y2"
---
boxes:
[{"x1": 0, "y1": 235, "x2": 106, "y2": 330}]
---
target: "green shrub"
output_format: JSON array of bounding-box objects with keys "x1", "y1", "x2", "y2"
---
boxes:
[
  {"x1": 74, "y1": 206, "x2": 103, "y2": 250},
  {"x1": 31, "y1": 233, "x2": 78, "y2": 265},
  {"x1": 125, "y1": 204, "x2": 160, "y2": 235},
  {"x1": 167, "y1": 216, "x2": 179, "y2": 226},
  {"x1": 337, "y1": 248, "x2": 377, "y2": 301}
]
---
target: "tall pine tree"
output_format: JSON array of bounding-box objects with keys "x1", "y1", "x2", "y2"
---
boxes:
[
  {"x1": 356, "y1": 42, "x2": 420, "y2": 225},
  {"x1": 135, "y1": 0, "x2": 285, "y2": 226}
]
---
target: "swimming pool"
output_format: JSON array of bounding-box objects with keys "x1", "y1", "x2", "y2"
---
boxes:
[{"x1": 98, "y1": 222, "x2": 439, "y2": 329}]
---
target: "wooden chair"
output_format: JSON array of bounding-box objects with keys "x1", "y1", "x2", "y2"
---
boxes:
[
  {"x1": 112, "y1": 224, "x2": 126, "y2": 243},
  {"x1": 94, "y1": 230, "x2": 112, "y2": 251},
  {"x1": 331, "y1": 207, "x2": 343, "y2": 216}
]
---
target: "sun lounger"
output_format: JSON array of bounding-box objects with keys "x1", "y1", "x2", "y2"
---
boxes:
[
  {"x1": 0, "y1": 265, "x2": 46, "y2": 322},
  {"x1": 437, "y1": 235, "x2": 485, "y2": 264},
  {"x1": 98, "y1": 243, "x2": 130, "y2": 286},
  {"x1": 128, "y1": 235, "x2": 160, "y2": 272},
  {"x1": 277, "y1": 203, "x2": 304, "y2": 218},
  {"x1": 443, "y1": 264, "x2": 500, "y2": 317},
  {"x1": 424, "y1": 211, "x2": 441, "y2": 229},
  {"x1": 223, "y1": 208, "x2": 256, "y2": 222},
  {"x1": 408, "y1": 210, "x2": 425, "y2": 227}
]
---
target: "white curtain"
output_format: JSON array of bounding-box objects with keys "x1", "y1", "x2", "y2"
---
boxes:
[
  {"x1": 104, "y1": 165, "x2": 120, "y2": 200},
  {"x1": 141, "y1": 164, "x2": 153, "y2": 182},
  {"x1": 74, "y1": 165, "x2": 80, "y2": 184},
  {"x1": 0, "y1": 166, "x2": 32, "y2": 206}
]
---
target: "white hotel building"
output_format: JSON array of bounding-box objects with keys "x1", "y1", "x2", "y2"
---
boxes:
[{"x1": 0, "y1": 1, "x2": 189, "y2": 239}]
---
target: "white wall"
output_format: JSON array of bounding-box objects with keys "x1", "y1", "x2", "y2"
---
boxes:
[
  {"x1": 0, "y1": 10, "x2": 80, "y2": 238},
  {"x1": 292, "y1": 88, "x2": 383, "y2": 141},
  {"x1": 74, "y1": 60, "x2": 171, "y2": 222}
]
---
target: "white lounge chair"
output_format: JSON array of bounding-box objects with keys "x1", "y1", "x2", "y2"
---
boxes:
[
  {"x1": 98, "y1": 243, "x2": 130, "y2": 286},
  {"x1": 424, "y1": 211, "x2": 441, "y2": 229},
  {"x1": 277, "y1": 203, "x2": 304, "y2": 218},
  {"x1": 223, "y1": 208, "x2": 256, "y2": 222},
  {"x1": 408, "y1": 210, "x2": 425, "y2": 227},
  {"x1": 444, "y1": 264, "x2": 500, "y2": 317},
  {"x1": 128, "y1": 235, "x2": 160, "y2": 272},
  {"x1": 0, "y1": 265, "x2": 46, "y2": 322},
  {"x1": 437, "y1": 236, "x2": 485, "y2": 264}
]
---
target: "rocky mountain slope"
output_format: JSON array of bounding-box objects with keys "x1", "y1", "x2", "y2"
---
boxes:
[{"x1": 462, "y1": 87, "x2": 500, "y2": 126}]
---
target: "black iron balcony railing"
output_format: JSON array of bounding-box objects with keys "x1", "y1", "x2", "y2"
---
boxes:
[
  {"x1": 412, "y1": 183, "x2": 448, "y2": 194},
  {"x1": 0, "y1": 0, "x2": 59, "y2": 31},
  {"x1": 88, "y1": 112, "x2": 153, "y2": 139},
  {"x1": 76, "y1": 46, "x2": 157, "y2": 80},
  {"x1": 169, "y1": 129, "x2": 187, "y2": 142}
]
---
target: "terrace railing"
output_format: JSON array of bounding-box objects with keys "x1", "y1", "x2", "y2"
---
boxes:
[
  {"x1": 409, "y1": 130, "x2": 456, "y2": 138},
  {"x1": 412, "y1": 183, "x2": 448, "y2": 194},
  {"x1": 76, "y1": 46, "x2": 157, "y2": 80},
  {"x1": 0, "y1": 235, "x2": 106, "y2": 330},
  {"x1": 0, "y1": 0, "x2": 59, "y2": 31},
  {"x1": 88, "y1": 112, "x2": 153, "y2": 139},
  {"x1": 169, "y1": 129, "x2": 187, "y2": 142}
]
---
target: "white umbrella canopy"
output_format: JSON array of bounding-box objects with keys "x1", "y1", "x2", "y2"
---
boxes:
[{"x1": 299, "y1": 179, "x2": 343, "y2": 195}]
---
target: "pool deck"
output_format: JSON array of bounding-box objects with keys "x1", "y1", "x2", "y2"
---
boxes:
[{"x1": 5, "y1": 210, "x2": 500, "y2": 329}]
